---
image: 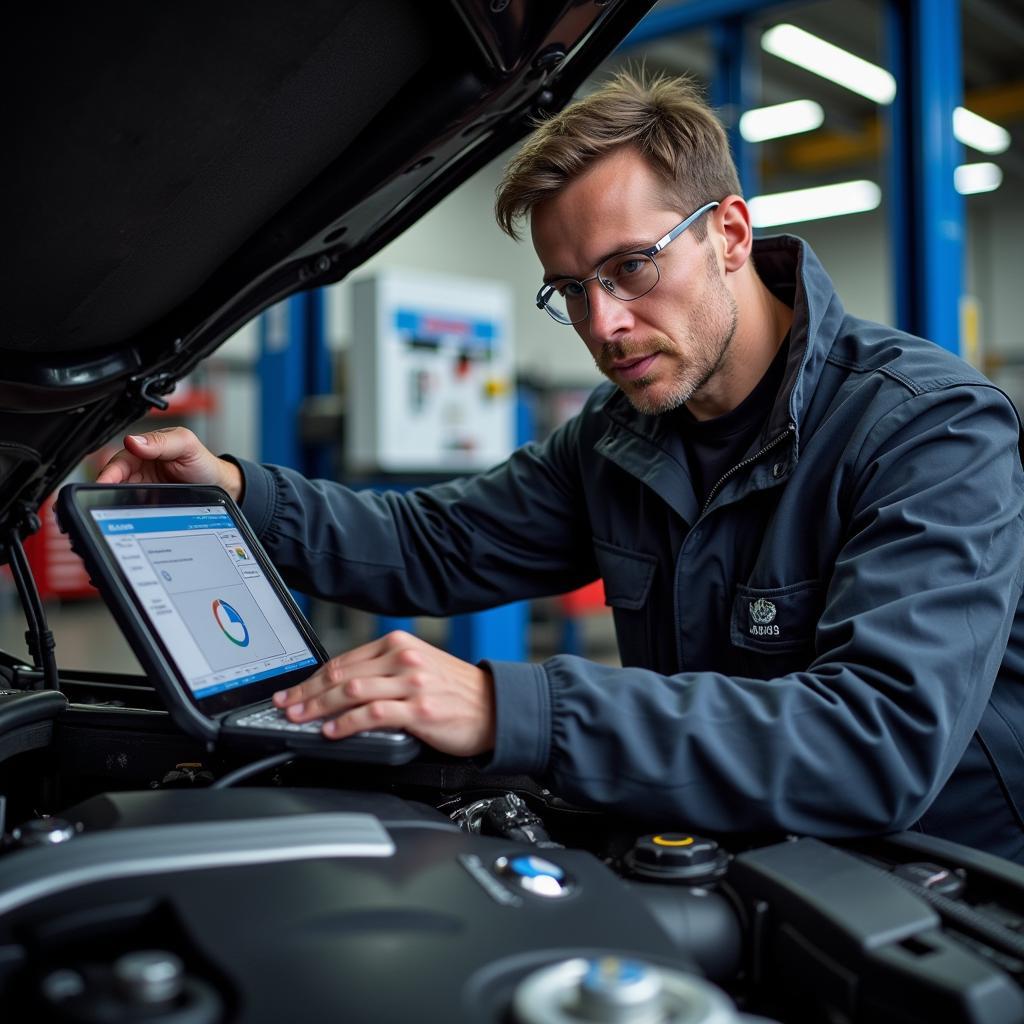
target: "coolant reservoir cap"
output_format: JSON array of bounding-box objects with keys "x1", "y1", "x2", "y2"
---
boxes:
[{"x1": 625, "y1": 833, "x2": 729, "y2": 883}]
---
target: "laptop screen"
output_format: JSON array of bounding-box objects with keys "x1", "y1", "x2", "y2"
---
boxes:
[{"x1": 91, "y1": 505, "x2": 318, "y2": 701}]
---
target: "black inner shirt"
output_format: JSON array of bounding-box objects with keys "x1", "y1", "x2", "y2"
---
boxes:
[{"x1": 673, "y1": 334, "x2": 791, "y2": 509}]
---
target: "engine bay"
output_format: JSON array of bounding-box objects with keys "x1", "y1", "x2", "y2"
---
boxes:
[{"x1": 1, "y1": 680, "x2": 1023, "y2": 1024}]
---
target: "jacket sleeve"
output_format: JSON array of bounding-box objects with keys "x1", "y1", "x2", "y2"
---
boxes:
[
  {"x1": 234, "y1": 414, "x2": 600, "y2": 617},
  {"x1": 486, "y1": 384, "x2": 1024, "y2": 837}
]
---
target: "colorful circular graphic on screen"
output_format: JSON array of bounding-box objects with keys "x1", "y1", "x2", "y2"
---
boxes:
[{"x1": 211, "y1": 598, "x2": 250, "y2": 647}]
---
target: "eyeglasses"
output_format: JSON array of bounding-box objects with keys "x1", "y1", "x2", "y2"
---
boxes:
[{"x1": 536, "y1": 201, "x2": 720, "y2": 325}]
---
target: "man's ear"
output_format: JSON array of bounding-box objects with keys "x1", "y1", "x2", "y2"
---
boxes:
[{"x1": 716, "y1": 195, "x2": 753, "y2": 273}]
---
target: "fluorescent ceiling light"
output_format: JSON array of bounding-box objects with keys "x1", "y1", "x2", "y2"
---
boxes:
[
  {"x1": 739, "y1": 100, "x2": 825, "y2": 143},
  {"x1": 955, "y1": 162, "x2": 1003, "y2": 194},
  {"x1": 749, "y1": 180, "x2": 882, "y2": 227},
  {"x1": 953, "y1": 107, "x2": 1011, "y2": 154},
  {"x1": 761, "y1": 24, "x2": 897, "y2": 105}
]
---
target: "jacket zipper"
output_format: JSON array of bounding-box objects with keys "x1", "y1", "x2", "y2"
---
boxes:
[{"x1": 700, "y1": 423, "x2": 796, "y2": 517}]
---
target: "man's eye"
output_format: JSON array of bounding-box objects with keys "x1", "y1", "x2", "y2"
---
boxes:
[
  {"x1": 558, "y1": 281, "x2": 584, "y2": 298},
  {"x1": 615, "y1": 257, "x2": 645, "y2": 276}
]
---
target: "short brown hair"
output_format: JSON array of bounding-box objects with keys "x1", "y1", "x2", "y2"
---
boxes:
[{"x1": 495, "y1": 69, "x2": 741, "y2": 241}]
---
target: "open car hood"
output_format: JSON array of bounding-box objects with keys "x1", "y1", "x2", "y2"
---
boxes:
[{"x1": 2, "y1": 0, "x2": 654, "y2": 546}]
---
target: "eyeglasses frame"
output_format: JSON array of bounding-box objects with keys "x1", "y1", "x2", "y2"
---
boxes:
[{"x1": 535, "y1": 200, "x2": 721, "y2": 325}]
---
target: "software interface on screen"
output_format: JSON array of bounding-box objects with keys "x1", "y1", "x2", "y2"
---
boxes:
[{"x1": 92, "y1": 506, "x2": 317, "y2": 699}]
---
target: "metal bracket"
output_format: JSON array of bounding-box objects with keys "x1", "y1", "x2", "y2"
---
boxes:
[{"x1": 128, "y1": 372, "x2": 177, "y2": 412}]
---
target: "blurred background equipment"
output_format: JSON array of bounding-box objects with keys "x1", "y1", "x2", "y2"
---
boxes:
[{"x1": 348, "y1": 270, "x2": 515, "y2": 474}]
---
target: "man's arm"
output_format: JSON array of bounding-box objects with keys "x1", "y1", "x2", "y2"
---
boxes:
[
  {"x1": 97, "y1": 387, "x2": 624, "y2": 759},
  {"x1": 232, "y1": 419, "x2": 600, "y2": 617},
  {"x1": 98, "y1": 414, "x2": 601, "y2": 617},
  {"x1": 485, "y1": 384, "x2": 1024, "y2": 837},
  {"x1": 97, "y1": 414, "x2": 601, "y2": 760}
]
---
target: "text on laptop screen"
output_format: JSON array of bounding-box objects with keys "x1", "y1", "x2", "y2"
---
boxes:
[{"x1": 91, "y1": 506, "x2": 317, "y2": 699}]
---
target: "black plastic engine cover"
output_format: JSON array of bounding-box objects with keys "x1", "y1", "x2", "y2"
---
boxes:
[{"x1": 0, "y1": 788, "x2": 736, "y2": 1022}]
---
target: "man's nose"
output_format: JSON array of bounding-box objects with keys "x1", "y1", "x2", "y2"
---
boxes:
[{"x1": 584, "y1": 280, "x2": 634, "y2": 344}]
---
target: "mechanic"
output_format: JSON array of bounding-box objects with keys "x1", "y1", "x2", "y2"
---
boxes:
[{"x1": 98, "y1": 72, "x2": 1024, "y2": 862}]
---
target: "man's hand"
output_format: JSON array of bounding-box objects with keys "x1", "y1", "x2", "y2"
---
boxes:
[
  {"x1": 95, "y1": 427, "x2": 243, "y2": 501},
  {"x1": 274, "y1": 631, "x2": 496, "y2": 757}
]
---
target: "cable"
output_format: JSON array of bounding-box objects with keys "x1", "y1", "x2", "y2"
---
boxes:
[
  {"x1": 6, "y1": 528, "x2": 59, "y2": 691},
  {"x1": 210, "y1": 752, "x2": 296, "y2": 789}
]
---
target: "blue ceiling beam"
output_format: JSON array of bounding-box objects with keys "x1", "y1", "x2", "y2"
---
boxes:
[{"x1": 618, "y1": 0, "x2": 810, "y2": 49}]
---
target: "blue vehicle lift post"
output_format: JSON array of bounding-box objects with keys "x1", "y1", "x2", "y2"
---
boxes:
[
  {"x1": 446, "y1": 392, "x2": 534, "y2": 664},
  {"x1": 885, "y1": 0, "x2": 965, "y2": 353},
  {"x1": 710, "y1": 15, "x2": 759, "y2": 200},
  {"x1": 258, "y1": 289, "x2": 333, "y2": 612}
]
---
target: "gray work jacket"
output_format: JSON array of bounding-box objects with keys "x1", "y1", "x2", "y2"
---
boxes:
[{"x1": 239, "y1": 236, "x2": 1024, "y2": 862}]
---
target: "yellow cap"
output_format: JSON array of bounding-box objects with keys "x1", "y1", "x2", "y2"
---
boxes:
[{"x1": 652, "y1": 835, "x2": 694, "y2": 847}]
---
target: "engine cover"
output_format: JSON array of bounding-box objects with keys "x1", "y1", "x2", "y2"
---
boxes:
[{"x1": 0, "y1": 788, "x2": 740, "y2": 1022}]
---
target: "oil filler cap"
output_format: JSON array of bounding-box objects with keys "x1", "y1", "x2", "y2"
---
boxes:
[
  {"x1": 577, "y1": 958, "x2": 663, "y2": 1020},
  {"x1": 624, "y1": 833, "x2": 729, "y2": 884},
  {"x1": 512, "y1": 956, "x2": 744, "y2": 1023},
  {"x1": 495, "y1": 854, "x2": 574, "y2": 898}
]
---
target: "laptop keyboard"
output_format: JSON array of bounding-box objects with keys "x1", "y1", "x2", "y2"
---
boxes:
[
  {"x1": 232, "y1": 705, "x2": 401, "y2": 740},
  {"x1": 234, "y1": 705, "x2": 326, "y2": 734}
]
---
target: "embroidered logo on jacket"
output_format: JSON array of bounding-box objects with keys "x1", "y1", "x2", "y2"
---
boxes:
[{"x1": 749, "y1": 598, "x2": 780, "y2": 636}]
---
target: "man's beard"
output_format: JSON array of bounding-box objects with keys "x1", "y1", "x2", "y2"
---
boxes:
[{"x1": 596, "y1": 252, "x2": 739, "y2": 416}]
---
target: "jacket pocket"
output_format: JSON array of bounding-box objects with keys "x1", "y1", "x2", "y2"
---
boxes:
[
  {"x1": 730, "y1": 579, "x2": 821, "y2": 655},
  {"x1": 593, "y1": 539, "x2": 657, "y2": 609},
  {"x1": 593, "y1": 539, "x2": 658, "y2": 666}
]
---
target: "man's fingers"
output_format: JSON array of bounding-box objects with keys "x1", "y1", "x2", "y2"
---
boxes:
[
  {"x1": 271, "y1": 634, "x2": 494, "y2": 757},
  {"x1": 124, "y1": 427, "x2": 199, "y2": 464},
  {"x1": 322, "y1": 700, "x2": 411, "y2": 740},
  {"x1": 93, "y1": 427, "x2": 242, "y2": 497},
  {"x1": 93, "y1": 427, "x2": 197, "y2": 484},
  {"x1": 277, "y1": 667, "x2": 406, "y2": 720},
  {"x1": 266, "y1": 630, "x2": 496, "y2": 752},
  {"x1": 273, "y1": 663, "x2": 355, "y2": 708},
  {"x1": 273, "y1": 632, "x2": 421, "y2": 708},
  {"x1": 95, "y1": 453, "x2": 137, "y2": 484}
]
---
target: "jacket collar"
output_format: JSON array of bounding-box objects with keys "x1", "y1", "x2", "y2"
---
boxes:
[{"x1": 755, "y1": 235, "x2": 845, "y2": 451}]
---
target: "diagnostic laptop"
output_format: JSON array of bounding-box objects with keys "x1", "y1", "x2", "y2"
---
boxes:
[{"x1": 56, "y1": 483, "x2": 420, "y2": 765}]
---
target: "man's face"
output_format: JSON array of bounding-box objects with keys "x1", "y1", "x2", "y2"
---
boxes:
[{"x1": 531, "y1": 148, "x2": 738, "y2": 416}]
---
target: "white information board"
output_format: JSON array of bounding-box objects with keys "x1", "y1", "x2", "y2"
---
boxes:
[{"x1": 347, "y1": 269, "x2": 516, "y2": 473}]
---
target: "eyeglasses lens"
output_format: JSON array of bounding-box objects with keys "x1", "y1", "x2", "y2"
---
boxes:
[{"x1": 543, "y1": 254, "x2": 659, "y2": 324}]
